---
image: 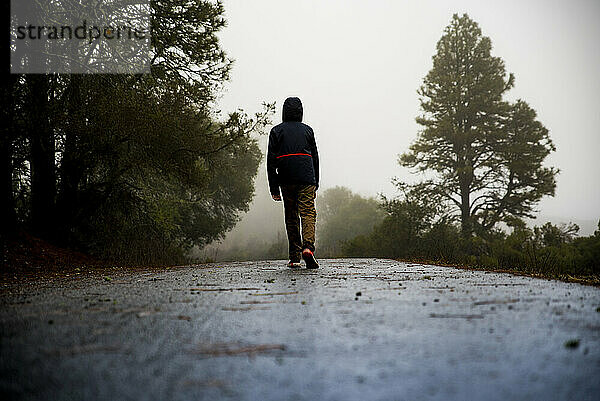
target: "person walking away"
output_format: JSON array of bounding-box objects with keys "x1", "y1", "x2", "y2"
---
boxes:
[{"x1": 267, "y1": 97, "x2": 320, "y2": 269}]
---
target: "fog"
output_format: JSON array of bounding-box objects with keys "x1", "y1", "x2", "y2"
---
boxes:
[{"x1": 209, "y1": 0, "x2": 600, "y2": 252}]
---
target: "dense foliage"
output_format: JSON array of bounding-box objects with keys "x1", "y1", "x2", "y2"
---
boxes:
[
  {"x1": 315, "y1": 186, "x2": 384, "y2": 257},
  {"x1": 343, "y1": 188, "x2": 600, "y2": 279},
  {"x1": 1, "y1": 1, "x2": 272, "y2": 264}
]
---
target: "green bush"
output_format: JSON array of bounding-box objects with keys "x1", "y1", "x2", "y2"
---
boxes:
[{"x1": 342, "y1": 201, "x2": 599, "y2": 280}]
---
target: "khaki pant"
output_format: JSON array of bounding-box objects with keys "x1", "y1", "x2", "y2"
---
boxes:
[{"x1": 281, "y1": 184, "x2": 316, "y2": 261}]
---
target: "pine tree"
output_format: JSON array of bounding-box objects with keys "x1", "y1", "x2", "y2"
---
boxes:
[{"x1": 400, "y1": 14, "x2": 557, "y2": 237}]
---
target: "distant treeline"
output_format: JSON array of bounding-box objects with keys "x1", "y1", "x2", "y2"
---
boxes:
[
  {"x1": 214, "y1": 185, "x2": 598, "y2": 279},
  {"x1": 1, "y1": 2, "x2": 272, "y2": 264},
  {"x1": 341, "y1": 188, "x2": 600, "y2": 279},
  {"x1": 301, "y1": 187, "x2": 600, "y2": 279},
  {"x1": 202, "y1": 185, "x2": 385, "y2": 263}
]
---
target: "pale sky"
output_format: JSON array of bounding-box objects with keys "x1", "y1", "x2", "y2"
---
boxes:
[{"x1": 216, "y1": 0, "x2": 600, "y2": 225}]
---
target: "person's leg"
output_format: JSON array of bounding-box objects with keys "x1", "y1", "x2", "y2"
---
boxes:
[
  {"x1": 297, "y1": 185, "x2": 317, "y2": 252},
  {"x1": 281, "y1": 185, "x2": 302, "y2": 262}
]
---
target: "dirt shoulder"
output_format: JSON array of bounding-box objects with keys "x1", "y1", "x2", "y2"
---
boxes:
[
  {"x1": 0, "y1": 232, "x2": 173, "y2": 286},
  {"x1": 2, "y1": 233, "x2": 598, "y2": 287}
]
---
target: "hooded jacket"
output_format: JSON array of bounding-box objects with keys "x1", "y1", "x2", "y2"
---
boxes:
[{"x1": 267, "y1": 97, "x2": 320, "y2": 195}]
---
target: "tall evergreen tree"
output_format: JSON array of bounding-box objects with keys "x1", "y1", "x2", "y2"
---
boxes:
[{"x1": 400, "y1": 14, "x2": 557, "y2": 237}]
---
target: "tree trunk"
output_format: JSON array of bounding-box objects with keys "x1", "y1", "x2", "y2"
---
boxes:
[
  {"x1": 1, "y1": 3, "x2": 16, "y2": 237},
  {"x1": 0, "y1": 77, "x2": 17, "y2": 237},
  {"x1": 459, "y1": 138, "x2": 473, "y2": 239},
  {"x1": 0, "y1": 134, "x2": 16, "y2": 236},
  {"x1": 56, "y1": 75, "x2": 83, "y2": 242},
  {"x1": 460, "y1": 184, "x2": 471, "y2": 238},
  {"x1": 29, "y1": 75, "x2": 56, "y2": 237}
]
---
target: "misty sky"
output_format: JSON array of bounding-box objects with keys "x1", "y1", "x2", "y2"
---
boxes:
[{"x1": 216, "y1": 0, "x2": 600, "y2": 224}]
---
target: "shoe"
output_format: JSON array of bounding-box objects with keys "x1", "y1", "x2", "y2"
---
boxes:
[
  {"x1": 287, "y1": 260, "x2": 301, "y2": 268},
  {"x1": 302, "y1": 248, "x2": 319, "y2": 269}
]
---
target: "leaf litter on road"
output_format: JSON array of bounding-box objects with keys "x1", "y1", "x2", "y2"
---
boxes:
[{"x1": 193, "y1": 342, "x2": 286, "y2": 357}]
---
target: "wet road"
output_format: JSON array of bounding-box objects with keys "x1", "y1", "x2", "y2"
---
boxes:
[{"x1": 1, "y1": 259, "x2": 599, "y2": 400}]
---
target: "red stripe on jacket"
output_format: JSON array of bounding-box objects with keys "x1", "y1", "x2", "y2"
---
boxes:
[{"x1": 276, "y1": 153, "x2": 312, "y2": 159}]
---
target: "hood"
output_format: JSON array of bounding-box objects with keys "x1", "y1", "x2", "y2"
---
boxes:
[{"x1": 282, "y1": 97, "x2": 303, "y2": 122}]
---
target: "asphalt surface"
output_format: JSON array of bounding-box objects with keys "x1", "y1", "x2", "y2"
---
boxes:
[{"x1": 1, "y1": 259, "x2": 599, "y2": 401}]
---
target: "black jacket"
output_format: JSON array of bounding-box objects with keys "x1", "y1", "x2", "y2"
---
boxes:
[{"x1": 267, "y1": 97, "x2": 319, "y2": 196}]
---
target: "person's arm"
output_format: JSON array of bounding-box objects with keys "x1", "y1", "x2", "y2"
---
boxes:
[
  {"x1": 267, "y1": 128, "x2": 281, "y2": 200},
  {"x1": 310, "y1": 128, "x2": 319, "y2": 191}
]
